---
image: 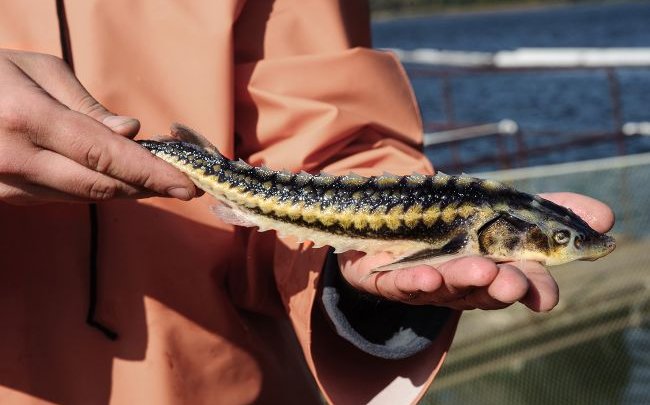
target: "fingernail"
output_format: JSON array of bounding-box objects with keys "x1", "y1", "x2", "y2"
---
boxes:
[
  {"x1": 167, "y1": 187, "x2": 192, "y2": 200},
  {"x1": 103, "y1": 115, "x2": 140, "y2": 131}
]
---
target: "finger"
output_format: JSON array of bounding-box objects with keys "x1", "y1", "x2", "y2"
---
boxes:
[
  {"x1": 338, "y1": 250, "x2": 392, "y2": 292},
  {"x1": 375, "y1": 256, "x2": 500, "y2": 306},
  {"x1": 374, "y1": 265, "x2": 443, "y2": 302},
  {"x1": 516, "y1": 261, "x2": 559, "y2": 312},
  {"x1": 0, "y1": 134, "x2": 152, "y2": 201},
  {"x1": 16, "y1": 147, "x2": 158, "y2": 201},
  {"x1": 337, "y1": 251, "x2": 441, "y2": 300},
  {"x1": 0, "y1": 178, "x2": 88, "y2": 205},
  {"x1": 0, "y1": 176, "x2": 155, "y2": 204},
  {"x1": 7, "y1": 51, "x2": 140, "y2": 137},
  {"x1": 461, "y1": 264, "x2": 530, "y2": 310},
  {"x1": 0, "y1": 176, "x2": 156, "y2": 204},
  {"x1": 431, "y1": 256, "x2": 499, "y2": 302},
  {"x1": 29, "y1": 99, "x2": 195, "y2": 199},
  {"x1": 393, "y1": 265, "x2": 443, "y2": 297},
  {"x1": 539, "y1": 192, "x2": 614, "y2": 233}
]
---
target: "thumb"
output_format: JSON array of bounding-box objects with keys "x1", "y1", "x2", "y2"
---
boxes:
[
  {"x1": 7, "y1": 51, "x2": 141, "y2": 138},
  {"x1": 100, "y1": 115, "x2": 141, "y2": 138},
  {"x1": 70, "y1": 96, "x2": 140, "y2": 138}
]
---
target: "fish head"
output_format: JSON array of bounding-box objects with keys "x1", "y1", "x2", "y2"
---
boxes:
[
  {"x1": 541, "y1": 218, "x2": 616, "y2": 265},
  {"x1": 478, "y1": 200, "x2": 615, "y2": 265}
]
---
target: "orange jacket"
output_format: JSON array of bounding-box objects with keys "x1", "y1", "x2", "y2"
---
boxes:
[{"x1": 0, "y1": 1, "x2": 458, "y2": 404}]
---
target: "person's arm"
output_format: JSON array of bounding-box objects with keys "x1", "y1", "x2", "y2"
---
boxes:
[{"x1": 0, "y1": 49, "x2": 197, "y2": 204}]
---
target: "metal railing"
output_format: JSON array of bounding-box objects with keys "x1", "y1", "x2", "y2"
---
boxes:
[{"x1": 398, "y1": 55, "x2": 650, "y2": 172}]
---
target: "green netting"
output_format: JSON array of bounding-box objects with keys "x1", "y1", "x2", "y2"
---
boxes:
[{"x1": 424, "y1": 154, "x2": 650, "y2": 405}]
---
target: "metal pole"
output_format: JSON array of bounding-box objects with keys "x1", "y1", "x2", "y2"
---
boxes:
[
  {"x1": 606, "y1": 68, "x2": 626, "y2": 155},
  {"x1": 441, "y1": 73, "x2": 455, "y2": 126}
]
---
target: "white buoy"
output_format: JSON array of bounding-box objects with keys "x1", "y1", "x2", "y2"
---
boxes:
[{"x1": 623, "y1": 122, "x2": 650, "y2": 136}]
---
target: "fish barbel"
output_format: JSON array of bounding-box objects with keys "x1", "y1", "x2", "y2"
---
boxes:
[{"x1": 138, "y1": 124, "x2": 615, "y2": 271}]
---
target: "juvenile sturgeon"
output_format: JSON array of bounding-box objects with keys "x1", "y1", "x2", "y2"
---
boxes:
[{"x1": 138, "y1": 124, "x2": 615, "y2": 271}]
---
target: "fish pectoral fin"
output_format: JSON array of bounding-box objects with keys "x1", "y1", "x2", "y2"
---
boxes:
[
  {"x1": 367, "y1": 234, "x2": 469, "y2": 275},
  {"x1": 365, "y1": 253, "x2": 465, "y2": 277},
  {"x1": 210, "y1": 203, "x2": 257, "y2": 228}
]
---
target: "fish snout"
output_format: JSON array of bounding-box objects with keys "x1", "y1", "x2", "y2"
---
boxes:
[
  {"x1": 603, "y1": 235, "x2": 616, "y2": 254},
  {"x1": 579, "y1": 234, "x2": 616, "y2": 261}
]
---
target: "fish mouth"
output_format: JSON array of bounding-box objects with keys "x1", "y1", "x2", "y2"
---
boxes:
[{"x1": 579, "y1": 235, "x2": 616, "y2": 261}]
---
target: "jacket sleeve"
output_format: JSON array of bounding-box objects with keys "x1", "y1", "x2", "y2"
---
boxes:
[{"x1": 232, "y1": 1, "x2": 460, "y2": 403}]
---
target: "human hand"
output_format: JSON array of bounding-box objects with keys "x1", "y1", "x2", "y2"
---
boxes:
[
  {"x1": 0, "y1": 49, "x2": 197, "y2": 205},
  {"x1": 338, "y1": 192, "x2": 614, "y2": 312}
]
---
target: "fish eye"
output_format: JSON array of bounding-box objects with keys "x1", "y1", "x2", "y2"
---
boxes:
[{"x1": 553, "y1": 230, "x2": 571, "y2": 245}]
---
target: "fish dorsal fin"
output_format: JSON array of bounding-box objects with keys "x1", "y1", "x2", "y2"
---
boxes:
[
  {"x1": 169, "y1": 123, "x2": 219, "y2": 153},
  {"x1": 231, "y1": 158, "x2": 251, "y2": 170}
]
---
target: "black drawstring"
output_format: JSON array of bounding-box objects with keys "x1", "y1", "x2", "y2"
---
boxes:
[
  {"x1": 86, "y1": 204, "x2": 118, "y2": 340},
  {"x1": 55, "y1": 0, "x2": 74, "y2": 72},
  {"x1": 56, "y1": 0, "x2": 117, "y2": 340}
]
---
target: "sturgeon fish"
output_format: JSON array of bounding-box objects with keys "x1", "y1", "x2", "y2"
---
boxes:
[{"x1": 138, "y1": 124, "x2": 615, "y2": 271}]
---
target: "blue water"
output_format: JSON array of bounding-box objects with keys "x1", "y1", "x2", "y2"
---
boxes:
[
  {"x1": 372, "y1": 2, "x2": 650, "y2": 172},
  {"x1": 373, "y1": 2, "x2": 650, "y2": 50}
]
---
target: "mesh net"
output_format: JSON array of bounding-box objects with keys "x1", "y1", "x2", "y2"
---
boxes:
[{"x1": 424, "y1": 154, "x2": 650, "y2": 405}]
